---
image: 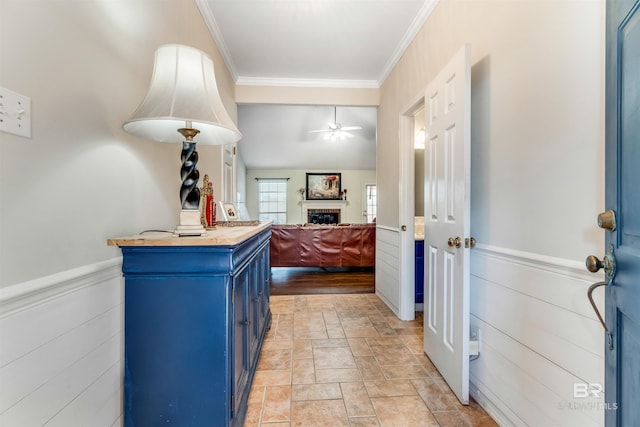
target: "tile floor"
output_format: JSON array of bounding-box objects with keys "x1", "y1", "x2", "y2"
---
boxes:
[{"x1": 244, "y1": 294, "x2": 498, "y2": 427}]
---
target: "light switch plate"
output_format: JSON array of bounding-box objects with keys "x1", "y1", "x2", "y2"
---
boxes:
[{"x1": 0, "y1": 86, "x2": 31, "y2": 138}]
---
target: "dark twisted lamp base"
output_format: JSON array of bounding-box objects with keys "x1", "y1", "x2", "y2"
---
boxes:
[{"x1": 174, "y1": 128, "x2": 206, "y2": 236}]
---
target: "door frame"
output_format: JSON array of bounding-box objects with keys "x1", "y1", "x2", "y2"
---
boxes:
[{"x1": 398, "y1": 92, "x2": 427, "y2": 321}]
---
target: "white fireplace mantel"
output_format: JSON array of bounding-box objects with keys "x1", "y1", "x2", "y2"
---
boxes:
[{"x1": 300, "y1": 200, "x2": 349, "y2": 222}]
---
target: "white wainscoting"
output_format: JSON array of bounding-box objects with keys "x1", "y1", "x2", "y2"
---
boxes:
[
  {"x1": 469, "y1": 245, "x2": 605, "y2": 427},
  {"x1": 375, "y1": 226, "x2": 401, "y2": 316},
  {"x1": 0, "y1": 258, "x2": 124, "y2": 426}
]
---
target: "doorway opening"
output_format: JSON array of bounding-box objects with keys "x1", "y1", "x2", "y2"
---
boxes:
[{"x1": 398, "y1": 95, "x2": 426, "y2": 321}]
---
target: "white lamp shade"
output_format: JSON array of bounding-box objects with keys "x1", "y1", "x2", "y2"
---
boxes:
[{"x1": 123, "y1": 44, "x2": 242, "y2": 145}]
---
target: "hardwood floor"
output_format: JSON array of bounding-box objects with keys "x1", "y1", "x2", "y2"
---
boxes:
[{"x1": 270, "y1": 267, "x2": 375, "y2": 295}]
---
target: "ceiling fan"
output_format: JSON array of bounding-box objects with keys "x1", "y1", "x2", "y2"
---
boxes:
[{"x1": 308, "y1": 106, "x2": 362, "y2": 141}]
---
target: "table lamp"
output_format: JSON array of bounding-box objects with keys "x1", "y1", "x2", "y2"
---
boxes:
[{"x1": 123, "y1": 44, "x2": 241, "y2": 236}]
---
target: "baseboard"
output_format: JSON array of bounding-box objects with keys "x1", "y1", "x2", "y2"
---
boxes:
[{"x1": 470, "y1": 379, "x2": 519, "y2": 427}]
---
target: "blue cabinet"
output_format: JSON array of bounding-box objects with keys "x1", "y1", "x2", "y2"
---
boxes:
[
  {"x1": 118, "y1": 227, "x2": 271, "y2": 427},
  {"x1": 415, "y1": 240, "x2": 424, "y2": 304}
]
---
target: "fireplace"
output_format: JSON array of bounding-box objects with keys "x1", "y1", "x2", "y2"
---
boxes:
[
  {"x1": 301, "y1": 200, "x2": 348, "y2": 225},
  {"x1": 308, "y1": 209, "x2": 340, "y2": 224}
]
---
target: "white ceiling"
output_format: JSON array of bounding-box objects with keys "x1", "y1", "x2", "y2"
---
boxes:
[
  {"x1": 238, "y1": 104, "x2": 377, "y2": 170},
  {"x1": 196, "y1": 0, "x2": 436, "y2": 170}
]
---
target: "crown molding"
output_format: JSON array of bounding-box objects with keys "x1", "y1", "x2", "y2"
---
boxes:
[
  {"x1": 195, "y1": 0, "x2": 239, "y2": 82},
  {"x1": 235, "y1": 76, "x2": 380, "y2": 89},
  {"x1": 377, "y1": 0, "x2": 440, "y2": 85}
]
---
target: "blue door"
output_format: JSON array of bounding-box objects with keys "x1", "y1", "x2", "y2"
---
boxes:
[{"x1": 601, "y1": 0, "x2": 640, "y2": 425}]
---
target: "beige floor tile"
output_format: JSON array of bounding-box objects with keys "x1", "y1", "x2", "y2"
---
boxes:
[
  {"x1": 452, "y1": 397, "x2": 499, "y2": 427},
  {"x1": 417, "y1": 354, "x2": 442, "y2": 377},
  {"x1": 313, "y1": 346, "x2": 357, "y2": 369},
  {"x1": 293, "y1": 339, "x2": 313, "y2": 359},
  {"x1": 364, "y1": 379, "x2": 418, "y2": 398},
  {"x1": 348, "y1": 417, "x2": 381, "y2": 427},
  {"x1": 322, "y1": 310, "x2": 341, "y2": 325},
  {"x1": 275, "y1": 324, "x2": 294, "y2": 340},
  {"x1": 327, "y1": 326, "x2": 347, "y2": 338},
  {"x1": 248, "y1": 386, "x2": 266, "y2": 405},
  {"x1": 244, "y1": 403, "x2": 262, "y2": 427},
  {"x1": 365, "y1": 337, "x2": 404, "y2": 346},
  {"x1": 380, "y1": 364, "x2": 429, "y2": 380},
  {"x1": 340, "y1": 382, "x2": 376, "y2": 418},
  {"x1": 270, "y1": 300, "x2": 295, "y2": 315},
  {"x1": 262, "y1": 385, "x2": 292, "y2": 422},
  {"x1": 373, "y1": 326, "x2": 399, "y2": 337},
  {"x1": 258, "y1": 348, "x2": 292, "y2": 371},
  {"x1": 312, "y1": 338, "x2": 349, "y2": 348},
  {"x1": 371, "y1": 395, "x2": 439, "y2": 427},
  {"x1": 292, "y1": 358, "x2": 316, "y2": 385},
  {"x1": 411, "y1": 378, "x2": 459, "y2": 412},
  {"x1": 253, "y1": 370, "x2": 291, "y2": 387},
  {"x1": 355, "y1": 356, "x2": 385, "y2": 380},
  {"x1": 347, "y1": 338, "x2": 372, "y2": 356},
  {"x1": 278, "y1": 313, "x2": 294, "y2": 325},
  {"x1": 292, "y1": 383, "x2": 343, "y2": 401},
  {"x1": 394, "y1": 327, "x2": 423, "y2": 336},
  {"x1": 290, "y1": 399, "x2": 349, "y2": 427},
  {"x1": 262, "y1": 339, "x2": 294, "y2": 351},
  {"x1": 316, "y1": 368, "x2": 362, "y2": 383},
  {"x1": 370, "y1": 344, "x2": 420, "y2": 365},
  {"x1": 295, "y1": 329, "x2": 330, "y2": 340},
  {"x1": 399, "y1": 335, "x2": 425, "y2": 354},
  {"x1": 384, "y1": 317, "x2": 423, "y2": 329},
  {"x1": 247, "y1": 294, "x2": 496, "y2": 427},
  {"x1": 432, "y1": 410, "x2": 469, "y2": 427},
  {"x1": 344, "y1": 327, "x2": 381, "y2": 338},
  {"x1": 341, "y1": 317, "x2": 374, "y2": 329}
]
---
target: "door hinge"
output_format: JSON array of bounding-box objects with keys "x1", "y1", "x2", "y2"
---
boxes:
[
  {"x1": 231, "y1": 394, "x2": 235, "y2": 412},
  {"x1": 231, "y1": 284, "x2": 235, "y2": 305},
  {"x1": 233, "y1": 146, "x2": 237, "y2": 155}
]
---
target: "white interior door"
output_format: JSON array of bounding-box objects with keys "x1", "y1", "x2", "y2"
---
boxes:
[
  {"x1": 423, "y1": 44, "x2": 471, "y2": 405},
  {"x1": 223, "y1": 143, "x2": 235, "y2": 202}
]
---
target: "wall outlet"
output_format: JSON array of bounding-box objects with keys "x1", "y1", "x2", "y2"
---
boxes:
[{"x1": 0, "y1": 86, "x2": 31, "y2": 138}]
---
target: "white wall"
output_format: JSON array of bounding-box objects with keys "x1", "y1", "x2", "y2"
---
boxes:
[
  {"x1": 0, "y1": 0, "x2": 237, "y2": 288},
  {"x1": 0, "y1": 0, "x2": 238, "y2": 424},
  {"x1": 246, "y1": 169, "x2": 376, "y2": 224},
  {"x1": 379, "y1": 0, "x2": 606, "y2": 425}
]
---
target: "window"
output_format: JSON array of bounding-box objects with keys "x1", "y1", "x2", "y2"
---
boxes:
[
  {"x1": 365, "y1": 184, "x2": 377, "y2": 223},
  {"x1": 257, "y1": 179, "x2": 287, "y2": 224}
]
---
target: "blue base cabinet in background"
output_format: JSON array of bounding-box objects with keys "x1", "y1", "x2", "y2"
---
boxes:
[
  {"x1": 415, "y1": 240, "x2": 424, "y2": 304},
  {"x1": 119, "y1": 227, "x2": 272, "y2": 427}
]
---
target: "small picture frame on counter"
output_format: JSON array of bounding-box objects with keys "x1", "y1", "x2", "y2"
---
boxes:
[{"x1": 219, "y1": 201, "x2": 238, "y2": 221}]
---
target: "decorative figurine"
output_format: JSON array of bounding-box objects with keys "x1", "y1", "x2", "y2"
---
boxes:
[{"x1": 200, "y1": 174, "x2": 216, "y2": 227}]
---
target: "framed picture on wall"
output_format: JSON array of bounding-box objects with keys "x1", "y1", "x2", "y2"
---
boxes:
[
  {"x1": 306, "y1": 173, "x2": 342, "y2": 200},
  {"x1": 219, "y1": 201, "x2": 238, "y2": 221}
]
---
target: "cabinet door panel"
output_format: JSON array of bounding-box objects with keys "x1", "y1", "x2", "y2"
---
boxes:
[{"x1": 232, "y1": 267, "x2": 250, "y2": 418}]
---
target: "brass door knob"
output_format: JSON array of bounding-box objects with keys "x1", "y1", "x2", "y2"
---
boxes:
[
  {"x1": 447, "y1": 237, "x2": 462, "y2": 248},
  {"x1": 585, "y1": 245, "x2": 617, "y2": 279},
  {"x1": 585, "y1": 255, "x2": 605, "y2": 273},
  {"x1": 597, "y1": 210, "x2": 616, "y2": 231}
]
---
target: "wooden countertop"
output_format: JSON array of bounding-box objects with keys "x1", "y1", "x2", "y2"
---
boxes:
[{"x1": 107, "y1": 222, "x2": 272, "y2": 247}]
